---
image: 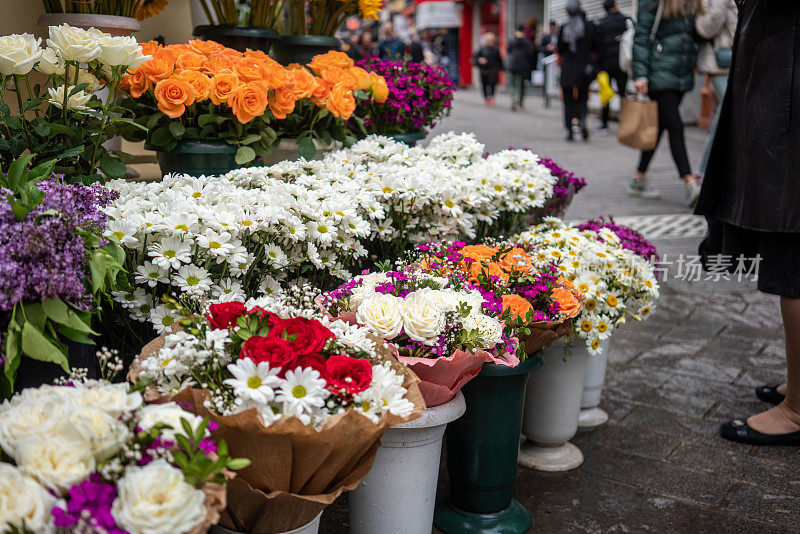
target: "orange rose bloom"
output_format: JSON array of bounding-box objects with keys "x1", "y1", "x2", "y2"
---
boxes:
[
  {"x1": 154, "y1": 77, "x2": 196, "y2": 119},
  {"x1": 201, "y1": 52, "x2": 238, "y2": 75},
  {"x1": 231, "y1": 81, "x2": 269, "y2": 123},
  {"x1": 498, "y1": 248, "x2": 534, "y2": 274},
  {"x1": 175, "y1": 51, "x2": 206, "y2": 71},
  {"x1": 319, "y1": 66, "x2": 358, "y2": 91},
  {"x1": 370, "y1": 73, "x2": 389, "y2": 103},
  {"x1": 122, "y1": 69, "x2": 150, "y2": 98},
  {"x1": 502, "y1": 294, "x2": 533, "y2": 321},
  {"x1": 261, "y1": 61, "x2": 289, "y2": 90},
  {"x1": 188, "y1": 39, "x2": 225, "y2": 56},
  {"x1": 307, "y1": 50, "x2": 354, "y2": 74},
  {"x1": 460, "y1": 244, "x2": 498, "y2": 262},
  {"x1": 311, "y1": 77, "x2": 330, "y2": 106},
  {"x1": 243, "y1": 49, "x2": 270, "y2": 61},
  {"x1": 350, "y1": 66, "x2": 372, "y2": 90},
  {"x1": 325, "y1": 82, "x2": 356, "y2": 119},
  {"x1": 465, "y1": 261, "x2": 510, "y2": 284},
  {"x1": 210, "y1": 73, "x2": 242, "y2": 105},
  {"x1": 552, "y1": 287, "x2": 581, "y2": 317},
  {"x1": 139, "y1": 40, "x2": 163, "y2": 58},
  {"x1": 175, "y1": 70, "x2": 212, "y2": 101},
  {"x1": 141, "y1": 50, "x2": 175, "y2": 83},
  {"x1": 164, "y1": 43, "x2": 190, "y2": 57},
  {"x1": 556, "y1": 277, "x2": 576, "y2": 292},
  {"x1": 288, "y1": 67, "x2": 317, "y2": 99},
  {"x1": 268, "y1": 86, "x2": 297, "y2": 119},
  {"x1": 233, "y1": 57, "x2": 268, "y2": 82}
]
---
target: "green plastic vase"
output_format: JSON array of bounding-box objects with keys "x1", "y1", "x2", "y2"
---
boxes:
[
  {"x1": 380, "y1": 131, "x2": 426, "y2": 146},
  {"x1": 434, "y1": 355, "x2": 542, "y2": 534},
  {"x1": 155, "y1": 140, "x2": 249, "y2": 177},
  {"x1": 270, "y1": 35, "x2": 341, "y2": 66}
]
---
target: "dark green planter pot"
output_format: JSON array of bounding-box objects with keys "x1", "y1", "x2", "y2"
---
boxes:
[
  {"x1": 192, "y1": 25, "x2": 279, "y2": 54},
  {"x1": 155, "y1": 140, "x2": 248, "y2": 177},
  {"x1": 270, "y1": 34, "x2": 340, "y2": 66},
  {"x1": 434, "y1": 355, "x2": 542, "y2": 534},
  {"x1": 381, "y1": 131, "x2": 426, "y2": 146}
]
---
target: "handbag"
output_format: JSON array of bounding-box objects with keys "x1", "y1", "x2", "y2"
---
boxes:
[
  {"x1": 715, "y1": 48, "x2": 732, "y2": 69},
  {"x1": 618, "y1": 96, "x2": 659, "y2": 151}
]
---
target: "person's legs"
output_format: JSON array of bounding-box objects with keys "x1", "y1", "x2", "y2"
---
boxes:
[
  {"x1": 518, "y1": 73, "x2": 526, "y2": 107},
  {"x1": 509, "y1": 73, "x2": 519, "y2": 109},
  {"x1": 578, "y1": 84, "x2": 589, "y2": 139},
  {"x1": 747, "y1": 297, "x2": 800, "y2": 434},
  {"x1": 658, "y1": 90, "x2": 693, "y2": 181},
  {"x1": 481, "y1": 74, "x2": 490, "y2": 100},
  {"x1": 636, "y1": 90, "x2": 668, "y2": 175}
]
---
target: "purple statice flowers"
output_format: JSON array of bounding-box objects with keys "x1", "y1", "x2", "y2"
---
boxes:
[
  {"x1": 576, "y1": 216, "x2": 659, "y2": 262},
  {"x1": 0, "y1": 179, "x2": 118, "y2": 312},
  {"x1": 354, "y1": 58, "x2": 456, "y2": 134}
]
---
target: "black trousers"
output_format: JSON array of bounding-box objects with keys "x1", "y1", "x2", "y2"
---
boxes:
[
  {"x1": 601, "y1": 68, "x2": 628, "y2": 127},
  {"x1": 481, "y1": 73, "x2": 497, "y2": 99},
  {"x1": 562, "y1": 84, "x2": 589, "y2": 129},
  {"x1": 637, "y1": 90, "x2": 692, "y2": 178}
]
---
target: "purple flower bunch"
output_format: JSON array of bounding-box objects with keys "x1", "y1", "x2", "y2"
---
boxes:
[
  {"x1": 576, "y1": 216, "x2": 659, "y2": 262},
  {"x1": 354, "y1": 58, "x2": 456, "y2": 134},
  {"x1": 0, "y1": 179, "x2": 118, "y2": 312},
  {"x1": 539, "y1": 157, "x2": 587, "y2": 215},
  {"x1": 52, "y1": 474, "x2": 124, "y2": 534}
]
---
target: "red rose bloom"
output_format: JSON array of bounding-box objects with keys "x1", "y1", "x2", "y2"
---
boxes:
[
  {"x1": 325, "y1": 355, "x2": 373, "y2": 395},
  {"x1": 206, "y1": 301, "x2": 246, "y2": 330},
  {"x1": 246, "y1": 306, "x2": 277, "y2": 324},
  {"x1": 240, "y1": 335, "x2": 297, "y2": 375},
  {"x1": 268, "y1": 317, "x2": 335, "y2": 356},
  {"x1": 296, "y1": 353, "x2": 329, "y2": 380}
]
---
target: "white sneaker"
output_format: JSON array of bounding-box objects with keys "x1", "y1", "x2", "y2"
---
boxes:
[
  {"x1": 686, "y1": 180, "x2": 701, "y2": 207},
  {"x1": 628, "y1": 177, "x2": 661, "y2": 200}
]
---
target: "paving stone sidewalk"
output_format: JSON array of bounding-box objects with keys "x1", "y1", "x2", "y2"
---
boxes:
[{"x1": 323, "y1": 87, "x2": 798, "y2": 533}]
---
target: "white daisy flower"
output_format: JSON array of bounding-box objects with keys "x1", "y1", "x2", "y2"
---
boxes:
[{"x1": 224, "y1": 359, "x2": 282, "y2": 406}]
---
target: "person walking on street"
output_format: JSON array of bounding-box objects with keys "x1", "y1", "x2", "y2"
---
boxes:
[
  {"x1": 508, "y1": 26, "x2": 533, "y2": 110},
  {"x1": 343, "y1": 33, "x2": 364, "y2": 63},
  {"x1": 540, "y1": 20, "x2": 559, "y2": 57},
  {"x1": 473, "y1": 33, "x2": 504, "y2": 106},
  {"x1": 378, "y1": 23, "x2": 405, "y2": 60},
  {"x1": 557, "y1": 0, "x2": 596, "y2": 142},
  {"x1": 696, "y1": 1, "x2": 800, "y2": 448},
  {"x1": 594, "y1": 0, "x2": 630, "y2": 134},
  {"x1": 694, "y1": 0, "x2": 737, "y2": 179},
  {"x1": 359, "y1": 31, "x2": 377, "y2": 58},
  {"x1": 629, "y1": 0, "x2": 703, "y2": 204}
]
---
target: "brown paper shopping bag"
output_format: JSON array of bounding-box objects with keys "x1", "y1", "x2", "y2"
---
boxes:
[{"x1": 618, "y1": 96, "x2": 659, "y2": 151}]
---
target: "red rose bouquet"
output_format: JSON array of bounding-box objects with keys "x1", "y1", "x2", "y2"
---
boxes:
[{"x1": 132, "y1": 291, "x2": 423, "y2": 532}]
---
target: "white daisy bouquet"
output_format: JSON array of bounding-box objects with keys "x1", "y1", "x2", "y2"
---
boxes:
[
  {"x1": 132, "y1": 289, "x2": 423, "y2": 533},
  {"x1": 0, "y1": 378, "x2": 247, "y2": 534},
  {"x1": 104, "y1": 171, "x2": 372, "y2": 334},
  {"x1": 517, "y1": 217, "x2": 660, "y2": 355},
  {"x1": 319, "y1": 265, "x2": 518, "y2": 406}
]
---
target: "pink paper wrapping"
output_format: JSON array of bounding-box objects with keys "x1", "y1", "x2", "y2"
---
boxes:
[{"x1": 397, "y1": 349, "x2": 485, "y2": 407}]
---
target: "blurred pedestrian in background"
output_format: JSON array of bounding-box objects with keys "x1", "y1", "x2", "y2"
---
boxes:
[
  {"x1": 342, "y1": 33, "x2": 363, "y2": 62},
  {"x1": 696, "y1": 0, "x2": 800, "y2": 447},
  {"x1": 360, "y1": 31, "x2": 377, "y2": 58},
  {"x1": 408, "y1": 32, "x2": 425, "y2": 63},
  {"x1": 508, "y1": 26, "x2": 534, "y2": 111},
  {"x1": 694, "y1": 0, "x2": 737, "y2": 180},
  {"x1": 594, "y1": 0, "x2": 630, "y2": 134},
  {"x1": 557, "y1": 0, "x2": 596, "y2": 142},
  {"x1": 378, "y1": 23, "x2": 405, "y2": 59},
  {"x1": 473, "y1": 33, "x2": 504, "y2": 106},
  {"x1": 540, "y1": 20, "x2": 559, "y2": 58},
  {"x1": 524, "y1": 17, "x2": 539, "y2": 59},
  {"x1": 629, "y1": 0, "x2": 703, "y2": 204}
]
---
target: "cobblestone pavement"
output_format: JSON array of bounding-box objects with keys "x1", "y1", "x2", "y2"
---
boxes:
[{"x1": 320, "y1": 88, "x2": 798, "y2": 533}]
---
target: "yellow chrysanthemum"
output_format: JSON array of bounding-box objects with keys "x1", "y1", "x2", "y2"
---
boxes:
[
  {"x1": 135, "y1": 0, "x2": 169, "y2": 20},
  {"x1": 359, "y1": 0, "x2": 383, "y2": 20}
]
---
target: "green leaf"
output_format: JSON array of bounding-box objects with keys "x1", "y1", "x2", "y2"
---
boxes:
[
  {"x1": 198, "y1": 114, "x2": 215, "y2": 128},
  {"x1": 98, "y1": 155, "x2": 127, "y2": 178},
  {"x1": 42, "y1": 299, "x2": 97, "y2": 334},
  {"x1": 226, "y1": 458, "x2": 251, "y2": 470},
  {"x1": 32, "y1": 121, "x2": 50, "y2": 137},
  {"x1": 150, "y1": 126, "x2": 172, "y2": 146},
  {"x1": 4, "y1": 328, "x2": 21, "y2": 385},
  {"x1": 297, "y1": 136, "x2": 316, "y2": 160},
  {"x1": 89, "y1": 250, "x2": 108, "y2": 294},
  {"x1": 20, "y1": 322, "x2": 69, "y2": 372},
  {"x1": 7, "y1": 154, "x2": 34, "y2": 189},
  {"x1": 61, "y1": 144, "x2": 86, "y2": 159},
  {"x1": 168, "y1": 121, "x2": 186, "y2": 138},
  {"x1": 69, "y1": 83, "x2": 89, "y2": 96},
  {"x1": 240, "y1": 133, "x2": 261, "y2": 145},
  {"x1": 0, "y1": 101, "x2": 10, "y2": 115},
  {"x1": 235, "y1": 145, "x2": 255, "y2": 165},
  {"x1": 55, "y1": 325, "x2": 94, "y2": 345},
  {"x1": 47, "y1": 123, "x2": 76, "y2": 136}
]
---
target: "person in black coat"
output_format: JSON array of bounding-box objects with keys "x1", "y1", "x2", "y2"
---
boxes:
[
  {"x1": 473, "y1": 33, "x2": 504, "y2": 106},
  {"x1": 696, "y1": 1, "x2": 800, "y2": 447},
  {"x1": 507, "y1": 26, "x2": 533, "y2": 110},
  {"x1": 557, "y1": 0, "x2": 596, "y2": 141},
  {"x1": 594, "y1": 0, "x2": 629, "y2": 132}
]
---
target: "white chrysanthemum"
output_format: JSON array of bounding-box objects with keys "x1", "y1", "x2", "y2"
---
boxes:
[
  {"x1": 224, "y1": 358, "x2": 282, "y2": 406},
  {"x1": 148, "y1": 237, "x2": 192, "y2": 270},
  {"x1": 276, "y1": 368, "x2": 329, "y2": 418}
]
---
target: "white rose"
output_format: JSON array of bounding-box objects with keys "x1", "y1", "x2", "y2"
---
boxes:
[
  {"x1": 17, "y1": 434, "x2": 95, "y2": 495},
  {"x1": 72, "y1": 382, "x2": 143, "y2": 417},
  {"x1": 46, "y1": 23, "x2": 101, "y2": 63},
  {"x1": 0, "y1": 464, "x2": 59, "y2": 534},
  {"x1": 462, "y1": 313, "x2": 503, "y2": 348},
  {"x1": 47, "y1": 85, "x2": 92, "y2": 112},
  {"x1": 418, "y1": 288, "x2": 459, "y2": 313},
  {"x1": 356, "y1": 293, "x2": 404, "y2": 339},
  {"x1": 137, "y1": 402, "x2": 204, "y2": 442},
  {"x1": 69, "y1": 406, "x2": 130, "y2": 461},
  {"x1": 35, "y1": 47, "x2": 64, "y2": 75},
  {"x1": 402, "y1": 292, "x2": 446, "y2": 345},
  {"x1": 97, "y1": 34, "x2": 150, "y2": 68},
  {"x1": 75, "y1": 68, "x2": 102, "y2": 92},
  {"x1": 112, "y1": 459, "x2": 206, "y2": 534},
  {"x1": 0, "y1": 398, "x2": 71, "y2": 458},
  {"x1": 0, "y1": 33, "x2": 42, "y2": 75}
]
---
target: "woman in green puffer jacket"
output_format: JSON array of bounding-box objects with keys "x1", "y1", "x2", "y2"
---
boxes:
[{"x1": 628, "y1": 0, "x2": 703, "y2": 204}]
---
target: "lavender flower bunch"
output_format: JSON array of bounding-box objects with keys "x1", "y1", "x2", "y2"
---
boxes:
[
  {"x1": 353, "y1": 58, "x2": 456, "y2": 134},
  {"x1": 576, "y1": 216, "x2": 659, "y2": 262}
]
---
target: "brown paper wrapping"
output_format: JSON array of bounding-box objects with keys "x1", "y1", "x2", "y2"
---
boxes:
[
  {"x1": 521, "y1": 308, "x2": 581, "y2": 356},
  {"x1": 131, "y1": 332, "x2": 425, "y2": 534}
]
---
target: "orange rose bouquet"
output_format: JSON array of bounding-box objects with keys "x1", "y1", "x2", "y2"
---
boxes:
[
  {"x1": 119, "y1": 43, "x2": 386, "y2": 163},
  {"x1": 413, "y1": 241, "x2": 583, "y2": 359}
]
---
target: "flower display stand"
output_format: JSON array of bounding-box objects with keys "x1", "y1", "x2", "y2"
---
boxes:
[
  {"x1": 349, "y1": 392, "x2": 466, "y2": 534},
  {"x1": 210, "y1": 512, "x2": 322, "y2": 534},
  {"x1": 434, "y1": 356, "x2": 541, "y2": 534},
  {"x1": 579, "y1": 338, "x2": 612, "y2": 428},
  {"x1": 518, "y1": 341, "x2": 590, "y2": 472}
]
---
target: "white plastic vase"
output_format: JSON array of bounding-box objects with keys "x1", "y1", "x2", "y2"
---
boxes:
[
  {"x1": 349, "y1": 392, "x2": 467, "y2": 534},
  {"x1": 518, "y1": 340, "x2": 590, "y2": 471},
  {"x1": 579, "y1": 338, "x2": 612, "y2": 428},
  {"x1": 210, "y1": 512, "x2": 322, "y2": 534}
]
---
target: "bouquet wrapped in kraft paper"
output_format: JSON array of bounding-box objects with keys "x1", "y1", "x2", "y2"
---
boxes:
[
  {"x1": 132, "y1": 300, "x2": 425, "y2": 534},
  {"x1": 519, "y1": 310, "x2": 580, "y2": 356}
]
